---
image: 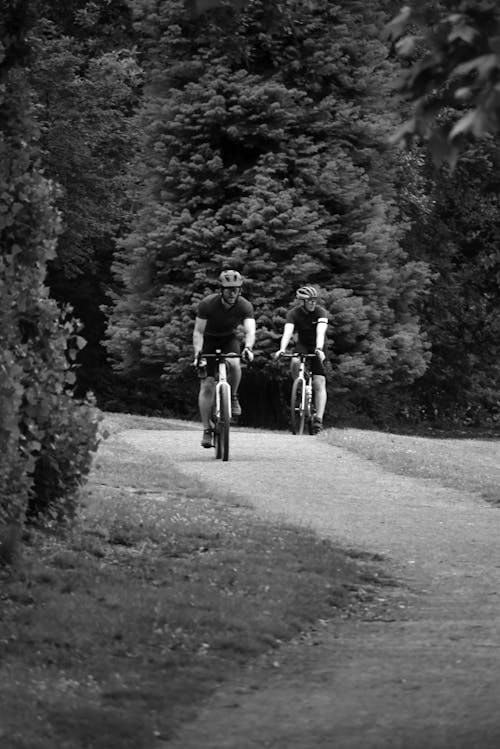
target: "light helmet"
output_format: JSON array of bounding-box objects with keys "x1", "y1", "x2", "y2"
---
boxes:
[
  {"x1": 219, "y1": 269, "x2": 243, "y2": 288},
  {"x1": 296, "y1": 285, "x2": 319, "y2": 300}
]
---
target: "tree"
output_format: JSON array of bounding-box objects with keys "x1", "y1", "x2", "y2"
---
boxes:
[
  {"x1": 0, "y1": 0, "x2": 100, "y2": 562},
  {"x1": 106, "y1": 0, "x2": 431, "y2": 424},
  {"x1": 387, "y1": 1, "x2": 500, "y2": 166},
  {"x1": 400, "y1": 139, "x2": 500, "y2": 425},
  {"x1": 28, "y1": 2, "x2": 142, "y2": 398}
]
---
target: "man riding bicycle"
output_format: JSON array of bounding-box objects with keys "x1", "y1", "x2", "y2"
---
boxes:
[
  {"x1": 275, "y1": 285, "x2": 328, "y2": 434},
  {"x1": 193, "y1": 269, "x2": 255, "y2": 447}
]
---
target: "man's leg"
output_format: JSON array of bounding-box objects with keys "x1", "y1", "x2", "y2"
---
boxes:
[
  {"x1": 199, "y1": 378, "x2": 215, "y2": 446},
  {"x1": 226, "y1": 358, "x2": 242, "y2": 415},
  {"x1": 313, "y1": 374, "x2": 327, "y2": 425}
]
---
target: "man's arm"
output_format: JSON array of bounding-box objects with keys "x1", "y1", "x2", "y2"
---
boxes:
[
  {"x1": 242, "y1": 317, "x2": 256, "y2": 350},
  {"x1": 278, "y1": 322, "x2": 295, "y2": 352},
  {"x1": 315, "y1": 320, "x2": 327, "y2": 351},
  {"x1": 193, "y1": 316, "x2": 207, "y2": 360}
]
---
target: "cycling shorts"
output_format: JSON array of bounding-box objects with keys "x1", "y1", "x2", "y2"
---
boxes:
[
  {"x1": 295, "y1": 342, "x2": 327, "y2": 377},
  {"x1": 202, "y1": 335, "x2": 241, "y2": 377}
]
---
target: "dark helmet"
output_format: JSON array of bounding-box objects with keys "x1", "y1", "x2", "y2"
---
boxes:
[
  {"x1": 296, "y1": 285, "x2": 319, "y2": 300},
  {"x1": 219, "y1": 269, "x2": 243, "y2": 288}
]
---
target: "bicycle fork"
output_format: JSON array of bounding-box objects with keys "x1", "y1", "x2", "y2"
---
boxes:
[
  {"x1": 214, "y1": 361, "x2": 232, "y2": 422},
  {"x1": 214, "y1": 381, "x2": 232, "y2": 421}
]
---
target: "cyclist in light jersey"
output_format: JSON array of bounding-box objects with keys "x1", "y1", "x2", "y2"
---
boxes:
[
  {"x1": 275, "y1": 285, "x2": 328, "y2": 433},
  {"x1": 193, "y1": 270, "x2": 255, "y2": 447}
]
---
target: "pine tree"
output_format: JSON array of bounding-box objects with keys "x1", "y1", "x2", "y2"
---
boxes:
[{"x1": 107, "y1": 0, "x2": 431, "y2": 421}]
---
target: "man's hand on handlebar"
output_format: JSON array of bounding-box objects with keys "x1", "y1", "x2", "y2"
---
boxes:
[
  {"x1": 315, "y1": 348, "x2": 326, "y2": 363},
  {"x1": 242, "y1": 347, "x2": 254, "y2": 363},
  {"x1": 193, "y1": 353, "x2": 206, "y2": 368},
  {"x1": 273, "y1": 350, "x2": 285, "y2": 360}
]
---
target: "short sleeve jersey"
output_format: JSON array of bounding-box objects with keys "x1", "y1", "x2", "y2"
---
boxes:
[
  {"x1": 286, "y1": 304, "x2": 329, "y2": 349},
  {"x1": 197, "y1": 293, "x2": 254, "y2": 338}
]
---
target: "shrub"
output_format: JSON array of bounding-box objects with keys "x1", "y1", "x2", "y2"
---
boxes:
[
  {"x1": 0, "y1": 5, "x2": 102, "y2": 559},
  {"x1": 28, "y1": 392, "x2": 101, "y2": 524},
  {"x1": 18, "y1": 299, "x2": 102, "y2": 525}
]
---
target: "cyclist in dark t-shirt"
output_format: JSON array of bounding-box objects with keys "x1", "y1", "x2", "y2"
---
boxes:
[
  {"x1": 275, "y1": 285, "x2": 328, "y2": 433},
  {"x1": 193, "y1": 270, "x2": 255, "y2": 447}
]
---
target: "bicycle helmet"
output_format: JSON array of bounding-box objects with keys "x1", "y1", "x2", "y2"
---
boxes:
[
  {"x1": 219, "y1": 269, "x2": 243, "y2": 288},
  {"x1": 296, "y1": 285, "x2": 319, "y2": 300}
]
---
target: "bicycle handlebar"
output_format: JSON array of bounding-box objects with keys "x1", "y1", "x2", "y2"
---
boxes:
[
  {"x1": 200, "y1": 352, "x2": 241, "y2": 359},
  {"x1": 278, "y1": 352, "x2": 317, "y2": 359}
]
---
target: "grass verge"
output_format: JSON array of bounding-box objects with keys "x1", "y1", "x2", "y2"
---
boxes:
[
  {"x1": 322, "y1": 427, "x2": 500, "y2": 504},
  {"x1": 0, "y1": 413, "x2": 392, "y2": 749}
]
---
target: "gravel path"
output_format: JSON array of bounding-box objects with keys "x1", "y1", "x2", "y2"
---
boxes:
[{"x1": 121, "y1": 425, "x2": 500, "y2": 749}]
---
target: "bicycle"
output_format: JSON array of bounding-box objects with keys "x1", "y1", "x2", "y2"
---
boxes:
[
  {"x1": 197, "y1": 350, "x2": 240, "y2": 461},
  {"x1": 279, "y1": 353, "x2": 318, "y2": 435}
]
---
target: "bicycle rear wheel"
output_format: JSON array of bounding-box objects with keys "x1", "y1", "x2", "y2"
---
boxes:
[{"x1": 290, "y1": 377, "x2": 305, "y2": 435}]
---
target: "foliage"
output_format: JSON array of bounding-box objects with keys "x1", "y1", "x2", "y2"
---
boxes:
[
  {"x1": 385, "y1": 2, "x2": 500, "y2": 427},
  {"x1": 27, "y1": 3, "x2": 142, "y2": 397},
  {"x1": 0, "y1": 5, "x2": 59, "y2": 540},
  {"x1": 106, "y1": 0, "x2": 431, "y2": 418},
  {"x1": 403, "y1": 141, "x2": 500, "y2": 426},
  {"x1": 0, "y1": 2, "x2": 101, "y2": 561},
  {"x1": 29, "y1": 392, "x2": 101, "y2": 524},
  {"x1": 26, "y1": 310, "x2": 103, "y2": 524},
  {"x1": 387, "y1": 1, "x2": 500, "y2": 166}
]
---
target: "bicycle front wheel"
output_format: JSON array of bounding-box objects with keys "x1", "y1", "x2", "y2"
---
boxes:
[
  {"x1": 214, "y1": 419, "x2": 222, "y2": 459},
  {"x1": 290, "y1": 378, "x2": 305, "y2": 435},
  {"x1": 306, "y1": 387, "x2": 315, "y2": 435},
  {"x1": 219, "y1": 383, "x2": 231, "y2": 461}
]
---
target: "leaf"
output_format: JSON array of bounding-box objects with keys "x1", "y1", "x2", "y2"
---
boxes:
[
  {"x1": 395, "y1": 36, "x2": 418, "y2": 58},
  {"x1": 449, "y1": 110, "x2": 486, "y2": 139},
  {"x1": 448, "y1": 24, "x2": 478, "y2": 45},
  {"x1": 75, "y1": 335, "x2": 87, "y2": 350},
  {"x1": 454, "y1": 86, "x2": 472, "y2": 102},
  {"x1": 384, "y1": 6, "x2": 413, "y2": 42},
  {"x1": 388, "y1": 117, "x2": 417, "y2": 146},
  {"x1": 452, "y1": 55, "x2": 498, "y2": 81}
]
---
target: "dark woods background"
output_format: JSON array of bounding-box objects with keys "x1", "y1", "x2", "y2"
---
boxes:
[{"x1": 8, "y1": 0, "x2": 500, "y2": 433}]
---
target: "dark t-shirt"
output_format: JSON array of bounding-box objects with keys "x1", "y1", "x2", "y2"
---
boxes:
[
  {"x1": 197, "y1": 293, "x2": 254, "y2": 337},
  {"x1": 286, "y1": 304, "x2": 329, "y2": 349}
]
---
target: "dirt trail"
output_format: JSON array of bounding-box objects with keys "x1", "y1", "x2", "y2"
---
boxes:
[{"x1": 121, "y1": 425, "x2": 500, "y2": 749}]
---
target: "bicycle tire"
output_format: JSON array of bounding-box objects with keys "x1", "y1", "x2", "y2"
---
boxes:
[
  {"x1": 219, "y1": 383, "x2": 231, "y2": 461},
  {"x1": 214, "y1": 420, "x2": 222, "y2": 458},
  {"x1": 211, "y1": 403, "x2": 222, "y2": 459},
  {"x1": 290, "y1": 377, "x2": 305, "y2": 435},
  {"x1": 306, "y1": 384, "x2": 315, "y2": 435}
]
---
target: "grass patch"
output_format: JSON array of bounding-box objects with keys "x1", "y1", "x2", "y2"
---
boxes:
[
  {"x1": 0, "y1": 413, "x2": 391, "y2": 749},
  {"x1": 322, "y1": 427, "x2": 500, "y2": 504}
]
